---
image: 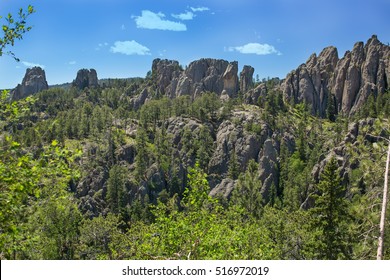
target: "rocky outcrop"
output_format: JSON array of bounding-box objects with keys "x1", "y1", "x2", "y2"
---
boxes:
[
  {"x1": 151, "y1": 58, "x2": 240, "y2": 99},
  {"x1": 11, "y1": 67, "x2": 49, "y2": 100},
  {"x1": 131, "y1": 88, "x2": 149, "y2": 110},
  {"x1": 209, "y1": 178, "x2": 236, "y2": 199},
  {"x1": 72, "y1": 69, "x2": 98, "y2": 90},
  {"x1": 152, "y1": 59, "x2": 182, "y2": 97},
  {"x1": 244, "y1": 83, "x2": 267, "y2": 104},
  {"x1": 222, "y1": 61, "x2": 239, "y2": 98},
  {"x1": 283, "y1": 35, "x2": 390, "y2": 116},
  {"x1": 283, "y1": 46, "x2": 338, "y2": 115},
  {"x1": 240, "y1": 65, "x2": 254, "y2": 93},
  {"x1": 258, "y1": 138, "x2": 279, "y2": 203},
  {"x1": 208, "y1": 112, "x2": 269, "y2": 176}
]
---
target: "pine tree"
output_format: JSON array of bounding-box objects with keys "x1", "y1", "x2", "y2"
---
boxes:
[
  {"x1": 309, "y1": 156, "x2": 350, "y2": 259},
  {"x1": 227, "y1": 147, "x2": 240, "y2": 180},
  {"x1": 106, "y1": 164, "x2": 127, "y2": 215},
  {"x1": 231, "y1": 159, "x2": 263, "y2": 219},
  {"x1": 326, "y1": 92, "x2": 336, "y2": 122},
  {"x1": 195, "y1": 126, "x2": 213, "y2": 171},
  {"x1": 134, "y1": 127, "x2": 148, "y2": 181}
]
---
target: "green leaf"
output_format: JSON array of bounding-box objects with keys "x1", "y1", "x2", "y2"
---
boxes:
[
  {"x1": 11, "y1": 141, "x2": 20, "y2": 148},
  {"x1": 51, "y1": 139, "x2": 58, "y2": 147},
  {"x1": 28, "y1": 5, "x2": 35, "y2": 14}
]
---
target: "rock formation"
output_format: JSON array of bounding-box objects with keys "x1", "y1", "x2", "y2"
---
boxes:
[
  {"x1": 240, "y1": 65, "x2": 254, "y2": 93},
  {"x1": 244, "y1": 83, "x2": 267, "y2": 105},
  {"x1": 258, "y1": 138, "x2": 279, "y2": 202},
  {"x1": 283, "y1": 35, "x2": 390, "y2": 116},
  {"x1": 222, "y1": 61, "x2": 239, "y2": 98},
  {"x1": 208, "y1": 111, "x2": 269, "y2": 176},
  {"x1": 72, "y1": 69, "x2": 98, "y2": 90},
  {"x1": 11, "y1": 67, "x2": 49, "y2": 100},
  {"x1": 151, "y1": 58, "x2": 240, "y2": 99},
  {"x1": 152, "y1": 59, "x2": 182, "y2": 96}
]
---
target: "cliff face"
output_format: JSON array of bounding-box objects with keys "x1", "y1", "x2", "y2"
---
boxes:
[
  {"x1": 282, "y1": 35, "x2": 390, "y2": 116},
  {"x1": 11, "y1": 67, "x2": 49, "y2": 100}
]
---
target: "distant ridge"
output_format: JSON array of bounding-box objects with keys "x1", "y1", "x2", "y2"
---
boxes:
[{"x1": 10, "y1": 35, "x2": 389, "y2": 117}]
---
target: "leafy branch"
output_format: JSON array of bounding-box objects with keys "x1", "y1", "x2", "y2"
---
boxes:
[{"x1": 0, "y1": 5, "x2": 35, "y2": 61}]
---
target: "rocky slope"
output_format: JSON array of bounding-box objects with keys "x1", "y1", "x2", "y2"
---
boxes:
[{"x1": 11, "y1": 67, "x2": 49, "y2": 100}]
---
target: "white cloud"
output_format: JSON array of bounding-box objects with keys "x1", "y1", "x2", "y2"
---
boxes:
[
  {"x1": 21, "y1": 61, "x2": 45, "y2": 68},
  {"x1": 110, "y1": 40, "x2": 151, "y2": 56},
  {"x1": 68, "y1": 61, "x2": 76, "y2": 65},
  {"x1": 172, "y1": 11, "x2": 195, "y2": 21},
  {"x1": 121, "y1": 24, "x2": 126, "y2": 30},
  {"x1": 190, "y1": 7, "x2": 209, "y2": 12},
  {"x1": 228, "y1": 43, "x2": 282, "y2": 55},
  {"x1": 134, "y1": 10, "x2": 186, "y2": 31}
]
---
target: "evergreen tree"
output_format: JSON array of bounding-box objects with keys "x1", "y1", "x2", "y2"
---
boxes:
[
  {"x1": 326, "y1": 92, "x2": 336, "y2": 122},
  {"x1": 309, "y1": 156, "x2": 350, "y2": 259},
  {"x1": 195, "y1": 126, "x2": 213, "y2": 171},
  {"x1": 106, "y1": 164, "x2": 127, "y2": 215},
  {"x1": 134, "y1": 126, "x2": 148, "y2": 181},
  {"x1": 227, "y1": 147, "x2": 240, "y2": 180},
  {"x1": 231, "y1": 159, "x2": 263, "y2": 219}
]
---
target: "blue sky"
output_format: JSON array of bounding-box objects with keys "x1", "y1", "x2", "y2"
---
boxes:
[{"x1": 1, "y1": 0, "x2": 389, "y2": 89}]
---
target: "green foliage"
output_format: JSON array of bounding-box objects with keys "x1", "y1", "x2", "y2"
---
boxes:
[
  {"x1": 77, "y1": 213, "x2": 125, "y2": 259},
  {"x1": 326, "y1": 92, "x2": 337, "y2": 122},
  {"x1": 195, "y1": 126, "x2": 214, "y2": 171},
  {"x1": 126, "y1": 163, "x2": 280, "y2": 260},
  {"x1": 107, "y1": 164, "x2": 128, "y2": 215},
  {"x1": 23, "y1": 195, "x2": 82, "y2": 260},
  {"x1": 231, "y1": 160, "x2": 263, "y2": 219},
  {"x1": 0, "y1": 89, "x2": 81, "y2": 259},
  {"x1": 0, "y1": 5, "x2": 35, "y2": 60},
  {"x1": 134, "y1": 126, "x2": 148, "y2": 181},
  {"x1": 2, "y1": 22, "x2": 389, "y2": 260},
  {"x1": 227, "y1": 147, "x2": 240, "y2": 180},
  {"x1": 308, "y1": 157, "x2": 351, "y2": 259},
  {"x1": 190, "y1": 92, "x2": 221, "y2": 121}
]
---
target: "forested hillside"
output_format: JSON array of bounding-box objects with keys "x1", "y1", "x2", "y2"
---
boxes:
[{"x1": 1, "y1": 36, "x2": 390, "y2": 260}]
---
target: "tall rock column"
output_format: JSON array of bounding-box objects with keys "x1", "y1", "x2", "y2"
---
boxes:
[
  {"x1": 72, "y1": 69, "x2": 99, "y2": 90},
  {"x1": 240, "y1": 65, "x2": 254, "y2": 93},
  {"x1": 11, "y1": 67, "x2": 49, "y2": 100},
  {"x1": 222, "y1": 61, "x2": 239, "y2": 98}
]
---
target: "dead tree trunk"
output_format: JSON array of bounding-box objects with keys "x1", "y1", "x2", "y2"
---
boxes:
[{"x1": 377, "y1": 139, "x2": 390, "y2": 260}]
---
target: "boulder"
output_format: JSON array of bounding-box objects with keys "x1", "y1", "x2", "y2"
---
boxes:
[{"x1": 11, "y1": 67, "x2": 49, "y2": 100}]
